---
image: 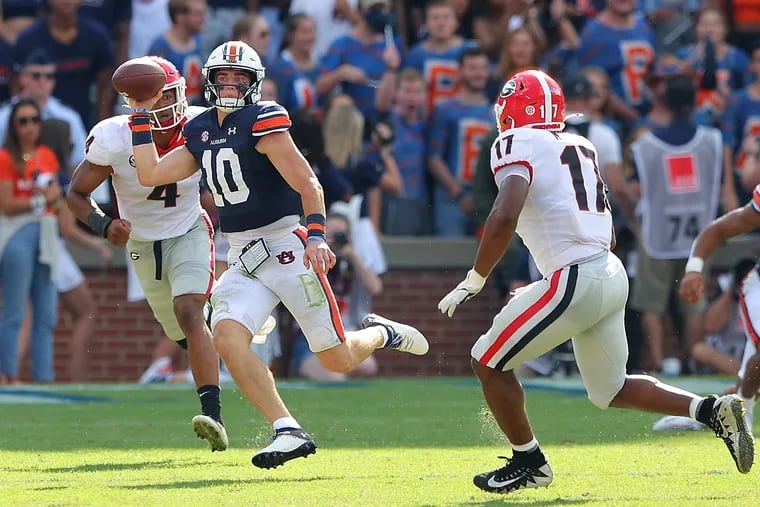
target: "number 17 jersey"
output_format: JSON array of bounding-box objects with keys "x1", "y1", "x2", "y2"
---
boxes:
[{"x1": 490, "y1": 128, "x2": 612, "y2": 277}]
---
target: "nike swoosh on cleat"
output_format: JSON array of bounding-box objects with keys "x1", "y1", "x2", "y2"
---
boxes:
[{"x1": 487, "y1": 476, "x2": 523, "y2": 489}]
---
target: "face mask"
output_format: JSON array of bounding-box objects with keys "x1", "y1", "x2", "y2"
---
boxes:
[{"x1": 364, "y1": 7, "x2": 389, "y2": 34}]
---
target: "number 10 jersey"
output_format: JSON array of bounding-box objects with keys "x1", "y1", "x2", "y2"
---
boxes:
[{"x1": 490, "y1": 128, "x2": 613, "y2": 277}]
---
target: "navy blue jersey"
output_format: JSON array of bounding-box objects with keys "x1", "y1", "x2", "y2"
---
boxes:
[{"x1": 183, "y1": 101, "x2": 302, "y2": 233}]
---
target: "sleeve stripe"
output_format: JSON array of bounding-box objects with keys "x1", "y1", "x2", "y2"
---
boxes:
[
  {"x1": 252, "y1": 116, "x2": 291, "y2": 132},
  {"x1": 493, "y1": 160, "x2": 534, "y2": 185},
  {"x1": 257, "y1": 109, "x2": 287, "y2": 119}
]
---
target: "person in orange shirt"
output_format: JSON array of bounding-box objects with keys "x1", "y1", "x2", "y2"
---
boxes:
[{"x1": 0, "y1": 98, "x2": 62, "y2": 383}]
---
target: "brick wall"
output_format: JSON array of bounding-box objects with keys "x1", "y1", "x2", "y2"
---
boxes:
[{"x1": 15, "y1": 268, "x2": 502, "y2": 382}]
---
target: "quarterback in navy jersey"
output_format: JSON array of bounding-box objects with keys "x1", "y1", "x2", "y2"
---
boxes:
[{"x1": 128, "y1": 41, "x2": 429, "y2": 470}]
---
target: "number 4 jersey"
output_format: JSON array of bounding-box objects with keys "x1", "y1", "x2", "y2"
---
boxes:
[
  {"x1": 490, "y1": 128, "x2": 612, "y2": 277},
  {"x1": 84, "y1": 106, "x2": 205, "y2": 241}
]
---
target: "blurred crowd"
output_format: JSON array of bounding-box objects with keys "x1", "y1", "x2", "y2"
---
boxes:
[{"x1": 1, "y1": 0, "x2": 760, "y2": 383}]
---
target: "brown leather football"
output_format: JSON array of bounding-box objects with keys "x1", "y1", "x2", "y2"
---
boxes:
[{"x1": 112, "y1": 57, "x2": 166, "y2": 101}]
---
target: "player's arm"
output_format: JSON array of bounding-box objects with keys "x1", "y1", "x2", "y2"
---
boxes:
[
  {"x1": 257, "y1": 130, "x2": 336, "y2": 274},
  {"x1": 67, "y1": 159, "x2": 131, "y2": 246},
  {"x1": 128, "y1": 93, "x2": 199, "y2": 186},
  {"x1": 680, "y1": 202, "x2": 760, "y2": 304}
]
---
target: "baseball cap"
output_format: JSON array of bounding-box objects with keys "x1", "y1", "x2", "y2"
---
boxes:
[
  {"x1": 563, "y1": 74, "x2": 593, "y2": 100},
  {"x1": 359, "y1": 0, "x2": 390, "y2": 8}
]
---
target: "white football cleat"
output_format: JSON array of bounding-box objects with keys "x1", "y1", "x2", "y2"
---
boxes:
[
  {"x1": 251, "y1": 429, "x2": 317, "y2": 469},
  {"x1": 708, "y1": 395, "x2": 755, "y2": 473},
  {"x1": 192, "y1": 415, "x2": 228, "y2": 452},
  {"x1": 362, "y1": 313, "x2": 429, "y2": 355}
]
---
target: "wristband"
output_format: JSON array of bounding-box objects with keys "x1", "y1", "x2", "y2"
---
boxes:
[
  {"x1": 684, "y1": 257, "x2": 704, "y2": 274},
  {"x1": 131, "y1": 114, "x2": 153, "y2": 145},
  {"x1": 88, "y1": 210, "x2": 114, "y2": 238},
  {"x1": 306, "y1": 213, "x2": 327, "y2": 242}
]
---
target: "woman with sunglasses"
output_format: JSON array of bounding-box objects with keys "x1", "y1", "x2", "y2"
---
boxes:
[{"x1": 0, "y1": 98, "x2": 62, "y2": 383}]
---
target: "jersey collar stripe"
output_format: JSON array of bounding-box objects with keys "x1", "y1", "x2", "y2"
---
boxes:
[
  {"x1": 739, "y1": 289, "x2": 760, "y2": 346},
  {"x1": 535, "y1": 72, "x2": 552, "y2": 124}
]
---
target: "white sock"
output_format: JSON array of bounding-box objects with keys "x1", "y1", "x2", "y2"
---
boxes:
[
  {"x1": 513, "y1": 438, "x2": 539, "y2": 453},
  {"x1": 273, "y1": 417, "x2": 301, "y2": 432},
  {"x1": 688, "y1": 397, "x2": 702, "y2": 420}
]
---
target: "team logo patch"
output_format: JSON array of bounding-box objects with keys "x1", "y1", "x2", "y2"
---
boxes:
[
  {"x1": 500, "y1": 80, "x2": 516, "y2": 97},
  {"x1": 525, "y1": 105, "x2": 535, "y2": 115},
  {"x1": 228, "y1": 127, "x2": 237, "y2": 135},
  {"x1": 129, "y1": 252, "x2": 140, "y2": 260},
  {"x1": 128, "y1": 155, "x2": 135, "y2": 167},
  {"x1": 276, "y1": 251, "x2": 295, "y2": 265},
  {"x1": 665, "y1": 154, "x2": 698, "y2": 193},
  {"x1": 201, "y1": 130, "x2": 209, "y2": 143}
]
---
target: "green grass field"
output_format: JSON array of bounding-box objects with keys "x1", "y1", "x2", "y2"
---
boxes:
[{"x1": 1, "y1": 377, "x2": 758, "y2": 506}]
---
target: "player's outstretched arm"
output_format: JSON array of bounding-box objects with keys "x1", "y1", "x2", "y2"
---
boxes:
[
  {"x1": 680, "y1": 203, "x2": 760, "y2": 304},
  {"x1": 127, "y1": 92, "x2": 198, "y2": 187}
]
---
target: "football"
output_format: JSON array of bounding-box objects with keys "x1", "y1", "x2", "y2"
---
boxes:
[{"x1": 111, "y1": 57, "x2": 166, "y2": 101}]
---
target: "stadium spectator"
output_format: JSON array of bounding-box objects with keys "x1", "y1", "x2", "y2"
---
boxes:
[
  {"x1": 427, "y1": 46, "x2": 492, "y2": 236},
  {"x1": 403, "y1": 0, "x2": 477, "y2": 115},
  {"x1": 576, "y1": 0, "x2": 656, "y2": 124},
  {"x1": 0, "y1": 0, "x2": 44, "y2": 44},
  {"x1": 0, "y1": 99, "x2": 62, "y2": 383},
  {"x1": 487, "y1": 26, "x2": 543, "y2": 100},
  {"x1": 0, "y1": 49, "x2": 87, "y2": 173},
  {"x1": 472, "y1": 0, "x2": 545, "y2": 63},
  {"x1": 201, "y1": 0, "x2": 248, "y2": 57},
  {"x1": 378, "y1": 68, "x2": 430, "y2": 236},
  {"x1": 79, "y1": 0, "x2": 132, "y2": 68},
  {"x1": 288, "y1": 0, "x2": 359, "y2": 61},
  {"x1": 233, "y1": 12, "x2": 316, "y2": 113},
  {"x1": 128, "y1": 0, "x2": 171, "y2": 60},
  {"x1": 315, "y1": 0, "x2": 402, "y2": 122},
  {"x1": 629, "y1": 74, "x2": 723, "y2": 374},
  {"x1": 12, "y1": 0, "x2": 115, "y2": 128},
  {"x1": 737, "y1": 133, "x2": 760, "y2": 195},
  {"x1": 280, "y1": 14, "x2": 320, "y2": 92},
  {"x1": 0, "y1": 37, "x2": 12, "y2": 104},
  {"x1": 148, "y1": 0, "x2": 207, "y2": 105},
  {"x1": 721, "y1": 43, "x2": 760, "y2": 212}
]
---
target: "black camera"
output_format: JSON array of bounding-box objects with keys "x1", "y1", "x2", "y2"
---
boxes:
[{"x1": 332, "y1": 231, "x2": 348, "y2": 249}]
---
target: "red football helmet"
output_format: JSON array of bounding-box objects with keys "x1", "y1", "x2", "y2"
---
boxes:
[
  {"x1": 493, "y1": 69, "x2": 565, "y2": 132},
  {"x1": 147, "y1": 56, "x2": 187, "y2": 130}
]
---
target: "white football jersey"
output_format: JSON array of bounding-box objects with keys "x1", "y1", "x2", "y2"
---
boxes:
[
  {"x1": 490, "y1": 128, "x2": 612, "y2": 276},
  {"x1": 85, "y1": 107, "x2": 205, "y2": 241}
]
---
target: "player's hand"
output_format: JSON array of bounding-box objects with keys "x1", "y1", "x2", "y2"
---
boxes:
[
  {"x1": 126, "y1": 89, "x2": 162, "y2": 112},
  {"x1": 438, "y1": 269, "x2": 487, "y2": 317},
  {"x1": 106, "y1": 219, "x2": 132, "y2": 247},
  {"x1": 382, "y1": 44, "x2": 400, "y2": 71},
  {"x1": 679, "y1": 271, "x2": 704, "y2": 305},
  {"x1": 304, "y1": 240, "x2": 336, "y2": 275}
]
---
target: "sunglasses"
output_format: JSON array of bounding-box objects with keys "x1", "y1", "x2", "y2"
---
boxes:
[
  {"x1": 16, "y1": 116, "x2": 41, "y2": 126},
  {"x1": 27, "y1": 72, "x2": 56, "y2": 80}
]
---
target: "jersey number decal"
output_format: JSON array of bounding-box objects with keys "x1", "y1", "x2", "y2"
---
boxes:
[
  {"x1": 560, "y1": 145, "x2": 607, "y2": 212},
  {"x1": 146, "y1": 184, "x2": 179, "y2": 207},
  {"x1": 202, "y1": 147, "x2": 250, "y2": 206}
]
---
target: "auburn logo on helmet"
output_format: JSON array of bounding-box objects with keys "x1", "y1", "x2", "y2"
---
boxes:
[{"x1": 222, "y1": 42, "x2": 244, "y2": 63}]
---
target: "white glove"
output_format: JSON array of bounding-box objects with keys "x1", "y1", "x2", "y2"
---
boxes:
[{"x1": 437, "y1": 269, "x2": 487, "y2": 317}]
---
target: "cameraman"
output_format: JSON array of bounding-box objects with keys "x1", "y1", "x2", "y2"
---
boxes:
[{"x1": 292, "y1": 212, "x2": 382, "y2": 380}]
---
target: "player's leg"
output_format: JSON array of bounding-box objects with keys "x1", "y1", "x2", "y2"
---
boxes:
[
  {"x1": 737, "y1": 269, "x2": 760, "y2": 430},
  {"x1": 469, "y1": 261, "x2": 599, "y2": 494},
  {"x1": 576, "y1": 262, "x2": 754, "y2": 473},
  {"x1": 270, "y1": 229, "x2": 427, "y2": 373},
  {"x1": 630, "y1": 251, "x2": 673, "y2": 372},
  {"x1": 209, "y1": 266, "x2": 316, "y2": 468},
  {"x1": 162, "y1": 216, "x2": 229, "y2": 449}
]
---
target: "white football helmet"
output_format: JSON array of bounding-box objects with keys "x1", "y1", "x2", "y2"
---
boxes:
[{"x1": 202, "y1": 41, "x2": 265, "y2": 113}]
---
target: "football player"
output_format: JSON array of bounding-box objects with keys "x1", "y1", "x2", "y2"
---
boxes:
[
  {"x1": 126, "y1": 41, "x2": 429, "y2": 469},
  {"x1": 680, "y1": 188, "x2": 760, "y2": 434},
  {"x1": 66, "y1": 57, "x2": 229, "y2": 452},
  {"x1": 437, "y1": 69, "x2": 755, "y2": 494}
]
